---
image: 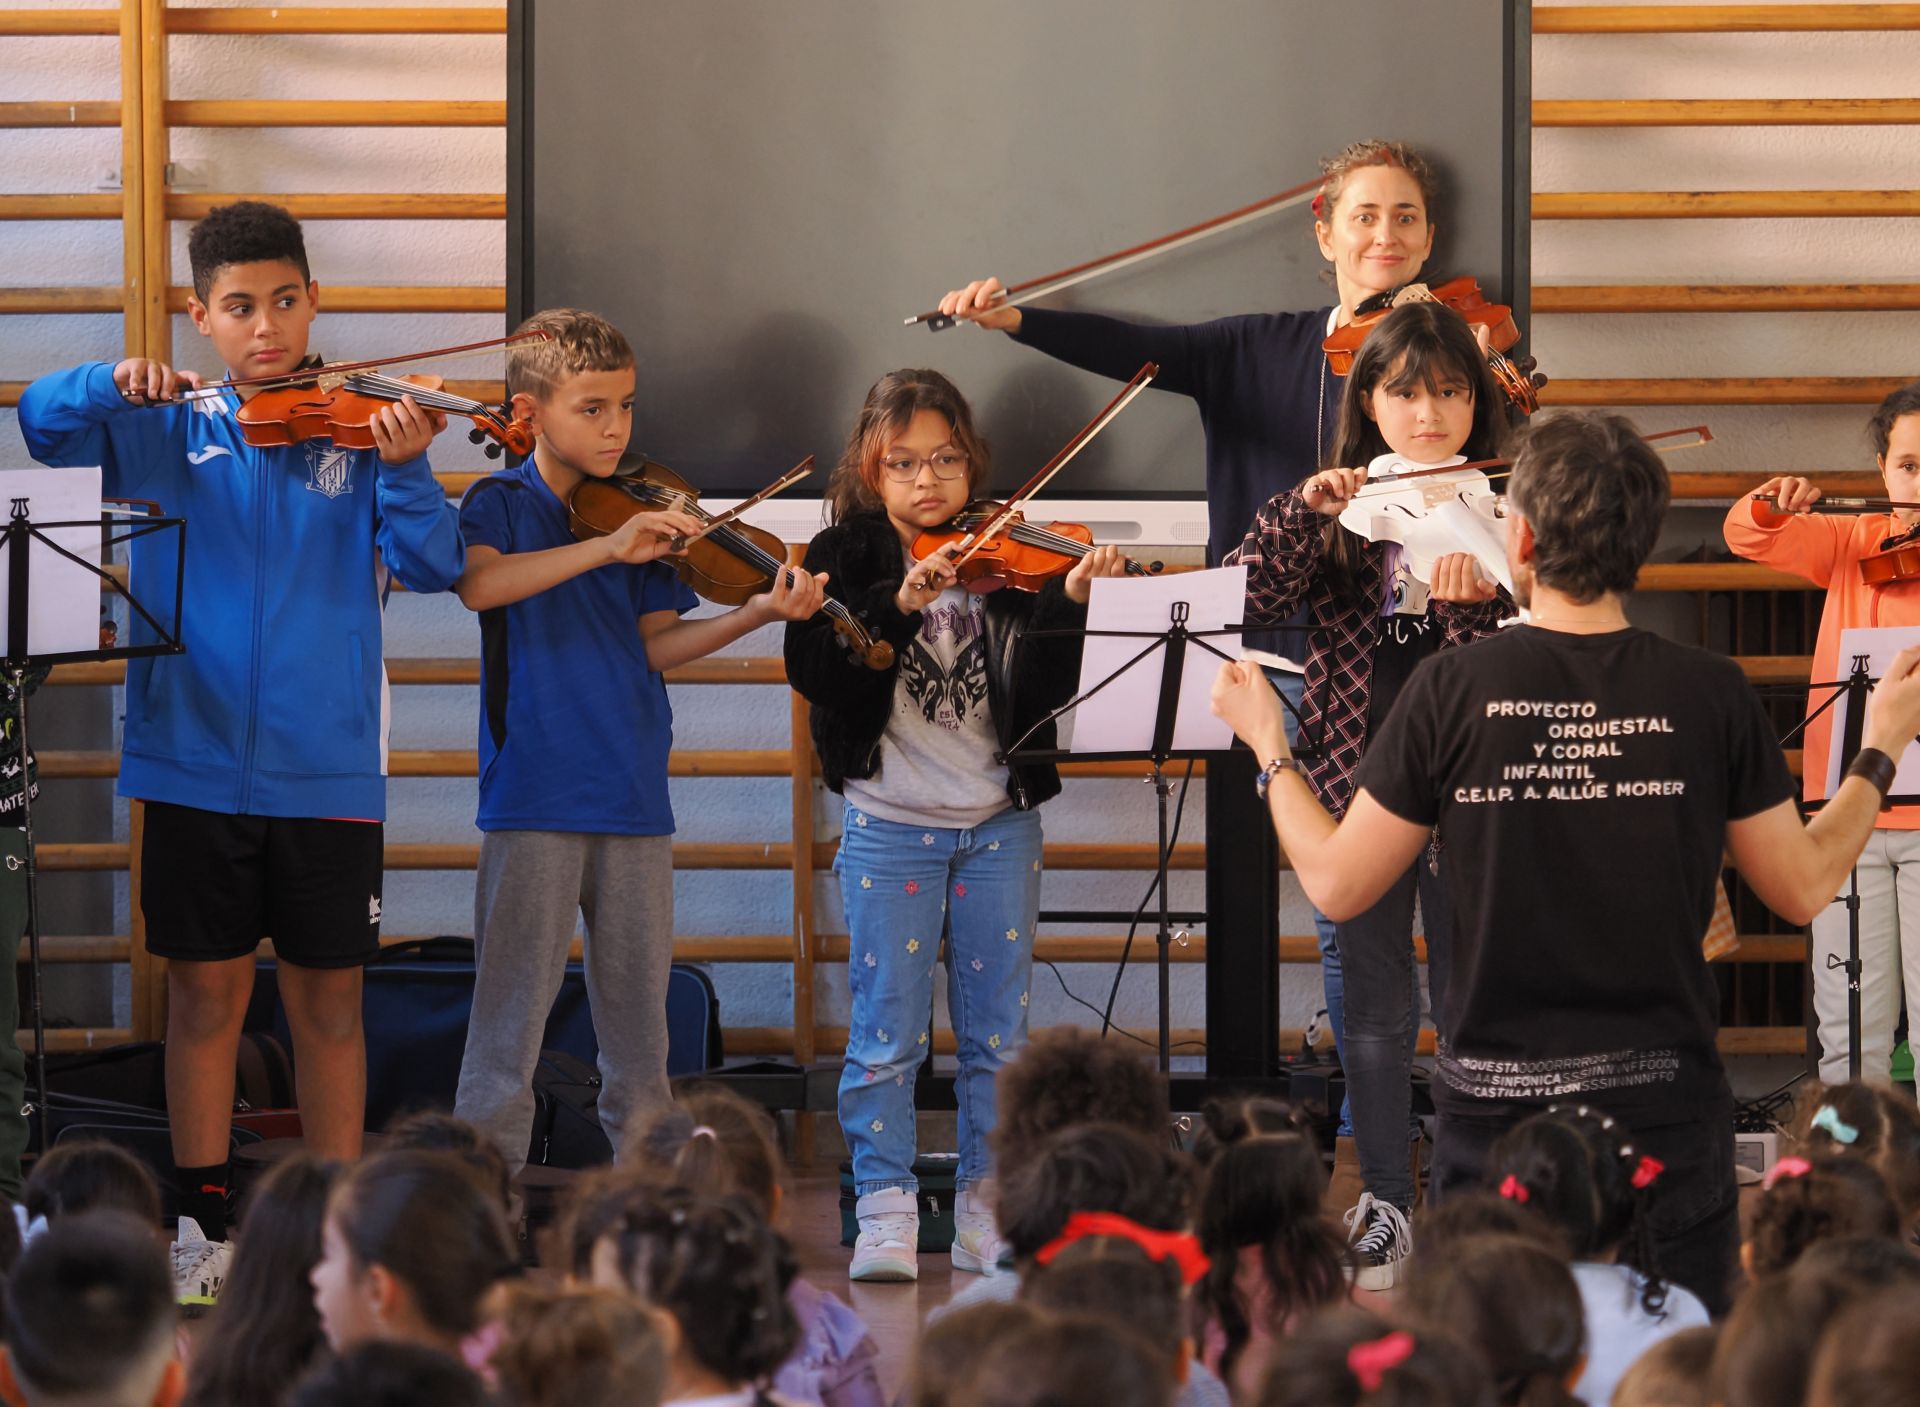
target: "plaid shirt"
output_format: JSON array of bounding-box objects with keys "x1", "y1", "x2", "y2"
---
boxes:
[{"x1": 1225, "y1": 490, "x2": 1510, "y2": 816}]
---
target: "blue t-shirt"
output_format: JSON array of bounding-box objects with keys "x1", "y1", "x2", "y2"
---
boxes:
[{"x1": 460, "y1": 463, "x2": 699, "y2": 834}]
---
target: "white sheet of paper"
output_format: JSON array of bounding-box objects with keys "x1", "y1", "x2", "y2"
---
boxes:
[
  {"x1": 1068, "y1": 565, "x2": 1247, "y2": 755},
  {"x1": 0, "y1": 467, "x2": 103, "y2": 660},
  {"x1": 1825, "y1": 625, "x2": 1920, "y2": 798}
]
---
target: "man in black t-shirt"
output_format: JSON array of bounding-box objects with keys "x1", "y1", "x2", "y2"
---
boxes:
[{"x1": 1211, "y1": 411, "x2": 1920, "y2": 1313}]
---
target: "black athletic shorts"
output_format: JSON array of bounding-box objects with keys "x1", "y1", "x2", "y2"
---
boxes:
[{"x1": 141, "y1": 801, "x2": 383, "y2": 969}]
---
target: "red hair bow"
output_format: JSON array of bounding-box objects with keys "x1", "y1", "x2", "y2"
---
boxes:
[
  {"x1": 1630, "y1": 1155, "x2": 1665, "y2": 1190},
  {"x1": 1498, "y1": 1174, "x2": 1530, "y2": 1204},
  {"x1": 1031, "y1": 1211, "x2": 1211, "y2": 1285},
  {"x1": 1764, "y1": 1156, "x2": 1812, "y2": 1190},
  {"x1": 1348, "y1": 1330, "x2": 1416, "y2": 1391}
]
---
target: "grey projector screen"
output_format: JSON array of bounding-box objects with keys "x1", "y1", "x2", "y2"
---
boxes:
[{"x1": 509, "y1": 1, "x2": 1528, "y2": 505}]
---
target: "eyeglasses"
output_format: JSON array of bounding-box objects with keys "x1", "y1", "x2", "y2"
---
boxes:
[{"x1": 880, "y1": 450, "x2": 970, "y2": 483}]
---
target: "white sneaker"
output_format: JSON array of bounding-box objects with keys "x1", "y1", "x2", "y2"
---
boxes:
[
  {"x1": 951, "y1": 1184, "x2": 1011, "y2": 1276},
  {"x1": 171, "y1": 1215, "x2": 233, "y2": 1308},
  {"x1": 1341, "y1": 1191, "x2": 1412, "y2": 1292},
  {"x1": 850, "y1": 1188, "x2": 919, "y2": 1283}
]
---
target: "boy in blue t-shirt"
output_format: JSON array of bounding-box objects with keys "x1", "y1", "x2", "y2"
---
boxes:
[
  {"x1": 451, "y1": 308, "x2": 826, "y2": 1169},
  {"x1": 18, "y1": 201, "x2": 464, "y2": 1243}
]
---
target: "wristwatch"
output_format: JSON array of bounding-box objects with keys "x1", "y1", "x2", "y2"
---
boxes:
[{"x1": 1254, "y1": 755, "x2": 1306, "y2": 800}]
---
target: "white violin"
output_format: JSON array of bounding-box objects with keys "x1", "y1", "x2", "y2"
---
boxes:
[{"x1": 1335, "y1": 451, "x2": 1517, "y2": 618}]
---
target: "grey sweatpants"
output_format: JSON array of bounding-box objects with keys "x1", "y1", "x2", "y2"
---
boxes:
[{"x1": 454, "y1": 830, "x2": 674, "y2": 1174}]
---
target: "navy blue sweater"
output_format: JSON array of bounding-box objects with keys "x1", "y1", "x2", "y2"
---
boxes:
[{"x1": 1012, "y1": 305, "x2": 1339, "y2": 572}]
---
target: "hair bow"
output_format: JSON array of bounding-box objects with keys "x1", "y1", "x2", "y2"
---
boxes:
[
  {"x1": 1630, "y1": 1155, "x2": 1665, "y2": 1190},
  {"x1": 1032, "y1": 1211, "x2": 1211, "y2": 1285},
  {"x1": 1764, "y1": 1156, "x2": 1813, "y2": 1190},
  {"x1": 1811, "y1": 1106, "x2": 1860, "y2": 1145},
  {"x1": 1498, "y1": 1174, "x2": 1531, "y2": 1204},
  {"x1": 1348, "y1": 1330, "x2": 1416, "y2": 1392}
]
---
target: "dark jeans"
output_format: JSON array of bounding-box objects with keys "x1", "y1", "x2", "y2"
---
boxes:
[
  {"x1": 1430, "y1": 1092, "x2": 1740, "y2": 1317},
  {"x1": 1336, "y1": 857, "x2": 1452, "y2": 1210}
]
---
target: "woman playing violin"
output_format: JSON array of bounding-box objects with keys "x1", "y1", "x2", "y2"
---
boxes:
[
  {"x1": 934, "y1": 139, "x2": 1441, "y2": 613},
  {"x1": 783, "y1": 369, "x2": 1127, "y2": 1285},
  {"x1": 1225, "y1": 302, "x2": 1512, "y2": 1284},
  {"x1": 1723, "y1": 380, "x2": 1920, "y2": 1087}
]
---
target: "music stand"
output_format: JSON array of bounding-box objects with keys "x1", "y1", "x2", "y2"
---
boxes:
[
  {"x1": 1776, "y1": 649, "x2": 1920, "y2": 1083},
  {"x1": 3, "y1": 495, "x2": 185, "y2": 1151},
  {"x1": 1005, "y1": 595, "x2": 1324, "y2": 1072}
]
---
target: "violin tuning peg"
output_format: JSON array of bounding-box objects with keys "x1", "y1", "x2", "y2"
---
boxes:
[
  {"x1": 483, "y1": 442, "x2": 504, "y2": 460},
  {"x1": 468, "y1": 426, "x2": 487, "y2": 445}
]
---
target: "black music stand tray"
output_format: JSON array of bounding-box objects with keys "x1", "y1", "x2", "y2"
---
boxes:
[
  {"x1": 1006, "y1": 601, "x2": 1323, "y2": 1072},
  {"x1": 1778, "y1": 652, "x2": 1920, "y2": 1083},
  {"x1": 4, "y1": 496, "x2": 184, "y2": 1151}
]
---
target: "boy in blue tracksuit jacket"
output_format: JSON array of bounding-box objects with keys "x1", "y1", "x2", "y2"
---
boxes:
[{"x1": 18, "y1": 201, "x2": 463, "y2": 1243}]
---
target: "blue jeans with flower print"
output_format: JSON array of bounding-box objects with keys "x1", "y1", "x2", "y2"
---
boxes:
[{"x1": 837, "y1": 802, "x2": 1042, "y2": 1198}]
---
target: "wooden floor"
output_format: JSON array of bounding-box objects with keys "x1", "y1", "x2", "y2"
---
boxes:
[{"x1": 785, "y1": 1168, "x2": 960, "y2": 1401}]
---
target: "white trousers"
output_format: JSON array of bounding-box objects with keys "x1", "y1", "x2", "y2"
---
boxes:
[{"x1": 1812, "y1": 827, "x2": 1920, "y2": 1084}]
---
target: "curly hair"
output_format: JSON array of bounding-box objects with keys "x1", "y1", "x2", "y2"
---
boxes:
[
  {"x1": 1504, "y1": 411, "x2": 1669, "y2": 604},
  {"x1": 1796, "y1": 1080, "x2": 1920, "y2": 1228},
  {"x1": 1746, "y1": 1156, "x2": 1900, "y2": 1279},
  {"x1": 995, "y1": 1122, "x2": 1196, "y2": 1262},
  {"x1": 989, "y1": 1026, "x2": 1170, "y2": 1171},
  {"x1": 487, "y1": 1282, "x2": 670, "y2": 1407},
  {"x1": 187, "y1": 200, "x2": 310, "y2": 302},
  {"x1": 624, "y1": 1081, "x2": 784, "y2": 1219},
  {"x1": 1317, "y1": 139, "x2": 1442, "y2": 223},
  {"x1": 506, "y1": 307, "x2": 635, "y2": 402}
]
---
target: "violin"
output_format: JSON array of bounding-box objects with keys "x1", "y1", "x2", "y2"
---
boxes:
[
  {"x1": 1323, "y1": 276, "x2": 1544, "y2": 415},
  {"x1": 919, "y1": 363, "x2": 1160, "y2": 591},
  {"x1": 1337, "y1": 453, "x2": 1515, "y2": 614},
  {"x1": 1748, "y1": 491, "x2": 1920, "y2": 587},
  {"x1": 912, "y1": 501, "x2": 1163, "y2": 594},
  {"x1": 236, "y1": 370, "x2": 535, "y2": 458},
  {"x1": 120, "y1": 330, "x2": 553, "y2": 458},
  {"x1": 568, "y1": 454, "x2": 895, "y2": 671}
]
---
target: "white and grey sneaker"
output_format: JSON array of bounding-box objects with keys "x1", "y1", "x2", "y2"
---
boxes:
[
  {"x1": 171, "y1": 1215, "x2": 233, "y2": 1308},
  {"x1": 1341, "y1": 1191, "x2": 1412, "y2": 1291},
  {"x1": 849, "y1": 1188, "x2": 919, "y2": 1283},
  {"x1": 951, "y1": 1184, "x2": 1011, "y2": 1277}
]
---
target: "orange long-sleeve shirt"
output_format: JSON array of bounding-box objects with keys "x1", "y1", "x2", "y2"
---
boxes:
[{"x1": 1724, "y1": 496, "x2": 1920, "y2": 824}]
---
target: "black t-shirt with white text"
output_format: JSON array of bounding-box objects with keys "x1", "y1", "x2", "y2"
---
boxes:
[{"x1": 1354, "y1": 627, "x2": 1795, "y2": 1122}]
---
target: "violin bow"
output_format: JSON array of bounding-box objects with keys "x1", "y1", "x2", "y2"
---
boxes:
[
  {"x1": 944, "y1": 363, "x2": 1158, "y2": 571},
  {"x1": 1350, "y1": 425, "x2": 1715, "y2": 496},
  {"x1": 905, "y1": 177, "x2": 1322, "y2": 330},
  {"x1": 120, "y1": 329, "x2": 553, "y2": 405},
  {"x1": 667, "y1": 456, "x2": 817, "y2": 552}
]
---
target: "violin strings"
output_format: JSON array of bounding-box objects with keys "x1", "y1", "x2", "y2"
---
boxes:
[{"x1": 345, "y1": 371, "x2": 488, "y2": 415}]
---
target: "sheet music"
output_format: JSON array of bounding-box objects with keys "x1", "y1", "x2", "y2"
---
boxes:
[
  {"x1": 1068, "y1": 565, "x2": 1247, "y2": 755},
  {"x1": 1826, "y1": 625, "x2": 1920, "y2": 799},
  {"x1": 0, "y1": 467, "x2": 104, "y2": 659}
]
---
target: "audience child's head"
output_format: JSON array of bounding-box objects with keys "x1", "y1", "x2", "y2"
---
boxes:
[
  {"x1": 486, "y1": 1282, "x2": 670, "y2": 1407},
  {"x1": 1414, "y1": 1188, "x2": 1565, "y2": 1264},
  {"x1": 588, "y1": 1184, "x2": 797, "y2": 1399},
  {"x1": 1403, "y1": 1235, "x2": 1586, "y2": 1407},
  {"x1": 383, "y1": 1110, "x2": 515, "y2": 1218},
  {"x1": 0, "y1": 1212, "x2": 182, "y2": 1407},
  {"x1": 625, "y1": 1084, "x2": 784, "y2": 1219},
  {"x1": 958, "y1": 1302, "x2": 1178, "y2": 1407},
  {"x1": 1257, "y1": 1307, "x2": 1494, "y2": 1407},
  {"x1": 1805, "y1": 1284, "x2": 1920, "y2": 1407},
  {"x1": 22, "y1": 1140, "x2": 162, "y2": 1229},
  {"x1": 181, "y1": 1153, "x2": 337, "y2": 1407},
  {"x1": 908, "y1": 1301, "x2": 1033, "y2": 1407},
  {"x1": 996, "y1": 1122, "x2": 1196, "y2": 1264},
  {"x1": 1484, "y1": 1105, "x2": 1668, "y2": 1309},
  {"x1": 1191, "y1": 1096, "x2": 1348, "y2": 1384},
  {"x1": 310, "y1": 1150, "x2": 518, "y2": 1354},
  {"x1": 1609, "y1": 1325, "x2": 1715, "y2": 1407},
  {"x1": 991, "y1": 1028, "x2": 1171, "y2": 1174},
  {"x1": 1796, "y1": 1080, "x2": 1920, "y2": 1230},
  {"x1": 1790, "y1": 1232, "x2": 1920, "y2": 1290},
  {"x1": 1742, "y1": 1154, "x2": 1899, "y2": 1279},
  {"x1": 1708, "y1": 1258, "x2": 1871, "y2": 1407},
  {"x1": 1020, "y1": 1227, "x2": 1199, "y2": 1383},
  {"x1": 285, "y1": 1343, "x2": 483, "y2": 1407}
]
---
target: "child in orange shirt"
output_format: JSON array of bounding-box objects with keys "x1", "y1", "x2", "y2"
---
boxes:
[{"x1": 1724, "y1": 380, "x2": 1920, "y2": 1083}]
